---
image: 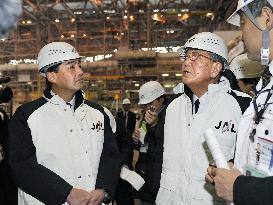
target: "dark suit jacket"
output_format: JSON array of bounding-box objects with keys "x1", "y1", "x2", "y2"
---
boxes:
[
  {"x1": 234, "y1": 175, "x2": 273, "y2": 205},
  {"x1": 116, "y1": 110, "x2": 136, "y2": 136}
]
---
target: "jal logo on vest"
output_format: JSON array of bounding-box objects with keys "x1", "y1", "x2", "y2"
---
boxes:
[
  {"x1": 91, "y1": 120, "x2": 104, "y2": 132},
  {"x1": 215, "y1": 120, "x2": 236, "y2": 133}
]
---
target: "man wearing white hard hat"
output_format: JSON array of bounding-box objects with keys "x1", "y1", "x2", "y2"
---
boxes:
[
  {"x1": 156, "y1": 32, "x2": 251, "y2": 205},
  {"x1": 8, "y1": 42, "x2": 122, "y2": 205},
  {"x1": 132, "y1": 81, "x2": 170, "y2": 205},
  {"x1": 116, "y1": 98, "x2": 136, "y2": 138},
  {"x1": 206, "y1": 1, "x2": 273, "y2": 205},
  {"x1": 229, "y1": 53, "x2": 266, "y2": 97}
]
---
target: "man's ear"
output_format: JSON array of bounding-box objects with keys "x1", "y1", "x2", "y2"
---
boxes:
[
  {"x1": 210, "y1": 62, "x2": 222, "y2": 79},
  {"x1": 261, "y1": 6, "x2": 273, "y2": 29},
  {"x1": 46, "y1": 72, "x2": 57, "y2": 83}
]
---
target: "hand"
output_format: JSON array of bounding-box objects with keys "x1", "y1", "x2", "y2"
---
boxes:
[
  {"x1": 66, "y1": 188, "x2": 91, "y2": 205},
  {"x1": 210, "y1": 167, "x2": 242, "y2": 202},
  {"x1": 144, "y1": 110, "x2": 158, "y2": 126},
  {"x1": 87, "y1": 189, "x2": 105, "y2": 205},
  {"x1": 132, "y1": 128, "x2": 140, "y2": 143},
  {"x1": 205, "y1": 164, "x2": 216, "y2": 184},
  {"x1": 205, "y1": 162, "x2": 234, "y2": 184}
]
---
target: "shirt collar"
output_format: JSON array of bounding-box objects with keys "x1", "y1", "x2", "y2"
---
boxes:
[{"x1": 49, "y1": 90, "x2": 76, "y2": 110}]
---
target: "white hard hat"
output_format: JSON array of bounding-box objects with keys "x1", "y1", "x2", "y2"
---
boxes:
[
  {"x1": 227, "y1": 0, "x2": 273, "y2": 27},
  {"x1": 229, "y1": 54, "x2": 266, "y2": 79},
  {"x1": 122, "y1": 98, "x2": 131, "y2": 105},
  {"x1": 178, "y1": 32, "x2": 228, "y2": 62},
  {"x1": 37, "y1": 42, "x2": 83, "y2": 77},
  {"x1": 138, "y1": 81, "x2": 165, "y2": 105}
]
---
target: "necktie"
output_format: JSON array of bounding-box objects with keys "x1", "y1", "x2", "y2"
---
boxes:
[
  {"x1": 125, "y1": 112, "x2": 128, "y2": 130},
  {"x1": 194, "y1": 99, "x2": 200, "y2": 114},
  {"x1": 261, "y1": 66, "x2": 271, "y2": 89}
]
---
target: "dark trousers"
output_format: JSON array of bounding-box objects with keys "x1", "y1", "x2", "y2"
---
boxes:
[{"x1": 115, "y1": 179, "x2": 133, "y2": 205}]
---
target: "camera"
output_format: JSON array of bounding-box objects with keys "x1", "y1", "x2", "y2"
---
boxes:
[{"x1": 0, "y1": 77, "x2": 13, "y2": 104}]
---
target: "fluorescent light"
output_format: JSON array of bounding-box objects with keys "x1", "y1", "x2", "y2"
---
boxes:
[
  {"x1": 135, "y1": 83, "x2": 140, "y2": 87},
  {"x1": 162, "y1": 73, "x2": 169, "y2": 77},
  {"x1": 55, "y1": 19, "x2": 60, "y2": 23},
  {"x1": 176, "y1": 73, "x2": 182, "y2": 77}
]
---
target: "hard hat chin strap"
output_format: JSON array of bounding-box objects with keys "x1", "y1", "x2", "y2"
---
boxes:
[{"x1": 242, "y1": 6, "x2": 272, "y2": 65}]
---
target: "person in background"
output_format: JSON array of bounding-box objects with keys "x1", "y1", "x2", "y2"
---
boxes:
[
  {"x1": 8, "y1": 42, "x2": 121, "y2": 205},
  {"x1": 0, "y1": 81, "x2": 17, "y2": 205},
  {"x1": 206, "y1": 1, "x2": 273, "y2": 205},
  {"x1": 104, "y1": 107, "x2": 135, "y2": 205},
  {"x1": 0, "y1": 0, "x2": 22, "y2": 204},
  {"x1": 132, "y1": 81, "x2": 168, "y2": 205},
  {"x1": 156, "y1": 32, "x2": 251, "y2": 205},
  {"x1": 116, "y1": 98, "x2": 136, "y2": 138},
  {"x1": 229, "y1": 53, "x2": 265, "y2": 97}
]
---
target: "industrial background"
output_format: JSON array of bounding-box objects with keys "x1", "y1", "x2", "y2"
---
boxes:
[{"x1": 0, "y1": 0, "x2": 241, "y2": 113}]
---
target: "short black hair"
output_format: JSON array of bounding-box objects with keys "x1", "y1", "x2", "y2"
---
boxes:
[
  {"x1": 45, "y1": 63, "x2": 62, "y2": 88},
  {"x1": 239, "y1": 77, "x2": 260, "y2": 86},
  {"x1": 248, "y1": 0, "x2": 273, "y2": 18}
]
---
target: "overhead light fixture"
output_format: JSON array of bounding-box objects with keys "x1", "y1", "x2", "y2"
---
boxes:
[
  {"x1": 129, "y1": 15, "x2": 135, "y2": 21},
  {"x1": 175, "y1": 73, "x2": 182, "y2": 77},
  {"x1": 27, "y1": 20, "x2": 32, "y2": 24},
  {"x1": 71, "y1": 18, "x2": 75, "y2": 23},
  {"x1": 71, "y1": 34, "x2": 75, "y2": 38},
  {"x1": 164, "y1": 84, "x2": 172, "y2": 88},
  {"x1": 152, "y1": 13, "x2": 165, "y2": 23},
  {"x1": 106, "y1": 16, "x2": 110, "y2": 20},
  {"x1": 22, "y1": 21, "x2": 26, "y2": 24},
  {"x1": 123, "y1": 15, "x2": 128, "y2": 19},
  {"x1": 162, "y1": 73, "x2": 169, "y2": 77},
  {"x1": 179, "y1": 13, "x2": 190, "y2": 21},
  {"x1": 206, "y1": 12, "x2": 215, "y2": 20},
  {"x1": 83, "y1": 34, "x2": 87, "y2": 37},
  {"x1": 55, "y1": 19, "x2": 60, "y2": 23},
  {"x1": 61, "y1": 34, "x2": 64, "y2": 38},
  {"x1": 1, "y1": 38, "x2": 6, "y2": 42},
  {"x1": 135, "y1": 83, "x2": 140, "y2": 87},
  {"x1": 177, "y1": 13, "x2": 181, "y2": 17}
]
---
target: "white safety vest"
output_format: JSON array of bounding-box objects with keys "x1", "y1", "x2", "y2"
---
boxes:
[
  {"x1": 19, "y1": 94, "x2": 105, "y2": 205},
  {"x1": 235, "y1": 61, "x2": 273, "y2": 178},
  {"x1": 156, "y1": 77, "x2": 246, "y2": 205}
]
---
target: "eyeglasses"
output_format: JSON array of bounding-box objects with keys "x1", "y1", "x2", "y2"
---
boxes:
[{"x1": 179, "y1": 51, "x2": 212, "y2": 62}]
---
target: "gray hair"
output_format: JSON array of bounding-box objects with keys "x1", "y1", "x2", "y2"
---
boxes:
[
  {"x1": 211, "y1": 53, "x2": 228, "y2": 70},
  {"x1": 0, "y1": 0, "x2": 22, "y2": 37},
  {"x1": 248, "y1": 0, "x2": 273, "y2": 18}
]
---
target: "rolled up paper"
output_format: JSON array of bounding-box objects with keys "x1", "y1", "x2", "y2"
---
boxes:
[
  {"x1": 204, "y1": 128, "x2": 229, "y2": 169},
  {"x1": 120, "y1": 166, "x2": 145, "y2": 191}
]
